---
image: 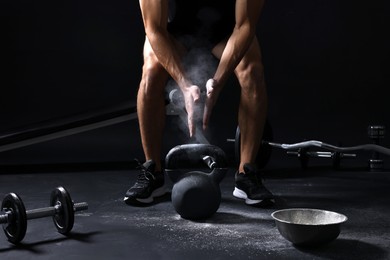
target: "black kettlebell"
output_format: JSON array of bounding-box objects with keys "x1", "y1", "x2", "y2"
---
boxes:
[{"x1": 165, "y1": 144, "x2": 228, "y2": 220}]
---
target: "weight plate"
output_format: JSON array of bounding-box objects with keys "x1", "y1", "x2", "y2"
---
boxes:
[
  {"x1": 1, "y1": 193, "x2": 27, "y2": 244},
  {"x1": 50, "y1": 186, "x2": 74, "y2": 234},
  {"x1": 235, "y1": 119, "x2": 273, "y2": 169}
]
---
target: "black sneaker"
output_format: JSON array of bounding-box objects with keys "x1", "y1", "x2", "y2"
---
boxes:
[
  {"x1": 233, "y1": 163, "x2": 274, "y2": 205},
  {"x1": 124, "y1": 160, "x2": 167, "y2": 205}
]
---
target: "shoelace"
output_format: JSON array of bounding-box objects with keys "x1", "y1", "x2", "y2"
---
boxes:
[{"x1": 133, "y1": 160, "x2": 155, "y2": 188}]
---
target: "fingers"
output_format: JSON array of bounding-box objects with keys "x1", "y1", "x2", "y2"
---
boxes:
[
  {"x1": 185, "y1": 98, "x2": 195, "y2": 137},
  {"x1": 203, "y1": 101, "x2": 211, "y2": 130},
  {"x1": 185, "y1": 85, "x2": 201, "y2": 137},
  {"x1": 190, "y1": 85, "x2": 201, "y2": 103},
  {"x1": 203, "y1": 79, "x2": 217, "y2": 130},
  {"x1": 188, "y1": 114, "x2": 195, "y2": 137},
  {"x1": 183, "y1": 80, "x2": 218, "y2": 137}
]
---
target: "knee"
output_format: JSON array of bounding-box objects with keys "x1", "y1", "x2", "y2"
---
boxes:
[
  {"x1": 139, "y1": 62, "x2": 167, "y2": 99},
  {"x1": 236, "y1": 62, "x2": 266, "y2": 98}
]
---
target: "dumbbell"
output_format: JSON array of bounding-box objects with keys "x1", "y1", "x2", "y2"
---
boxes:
[
  {"x1": 368, "y1": 125, "x2": 385, "y2": 170},
  {"x1": 287, "y1": 149, "x2": 356, "y2": 169},
  {"x1": 0, "y1": 186, "x2": 88, "y2": 244}
]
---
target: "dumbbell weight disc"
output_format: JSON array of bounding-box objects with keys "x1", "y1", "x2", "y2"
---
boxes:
[
  {"x1": 1, "y1": 193, "x2": 27, "y2": 244},
  {"x1": 50, "y1": 186, "x2": 74, "y2": 234}
]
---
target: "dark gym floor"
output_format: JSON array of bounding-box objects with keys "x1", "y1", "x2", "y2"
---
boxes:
[{"x1": 0, "y1": 163, "x2": 389, "y2": 260}]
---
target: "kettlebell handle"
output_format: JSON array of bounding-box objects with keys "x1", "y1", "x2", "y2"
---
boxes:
[
  {"x1": 165, "y1": 143, "x2": 228, "y2": 169},
  {"x1": 202, "y1": 155, "x2": 217, "y2": 169},
  {"x1": 202, "y1": 155, "x2": 226, "y2": 183},
  {"x1": 165, "y1": 144, "x2": 228, "y2": 183}
]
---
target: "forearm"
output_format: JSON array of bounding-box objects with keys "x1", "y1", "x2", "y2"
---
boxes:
[
  {"x1": 213, "y1": 0, "x2": 264, "y2": 86},
  {"x1": 146, "y1": 28, "x2": 191, "y2": 90},
  {"x1": 139, "y1": 0, "x2": 191, "y2": 91},
  {"x1": 213, "y1": 24, "x2": 255, "y2": 85}
]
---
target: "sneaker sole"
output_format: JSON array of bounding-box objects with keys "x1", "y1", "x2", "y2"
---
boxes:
[
  {"x1": 233, "y1": 188, "x2": 263, "y2": 205},
  {"x1": 124, "y1": 186, "x2": 168, "y2": 204}
]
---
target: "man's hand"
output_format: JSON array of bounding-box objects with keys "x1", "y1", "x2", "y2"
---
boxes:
[
  {"x1": 182, "y1": 85, "x2": 201, "y2": 137},
  {"x1": 203, "y1": 78, "x2": 222, "y2": 131}
]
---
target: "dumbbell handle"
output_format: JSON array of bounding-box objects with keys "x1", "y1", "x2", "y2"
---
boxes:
[
  {"x1": 0, "y1": 202, "x2": 88, "y2": 223},
  {"x1": 287, "y1": 151, "x2": 356, "y2": 158},
  {"x1": 266, "y1": 140, "x2": 390, "y2": 156},
  {"x1": 27, "y1": 202, "x2": 88, "y2": 220}
]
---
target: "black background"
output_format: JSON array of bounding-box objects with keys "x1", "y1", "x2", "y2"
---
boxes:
[{"x1": 1, "y1": 0, "x2": 389, "y2": 168}]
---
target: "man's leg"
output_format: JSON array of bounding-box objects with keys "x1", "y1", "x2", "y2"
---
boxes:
[
  {"x1": 233, "y1": 37, "x2": 273, "y2": 204},
  {"x1": 212, "y1": 37, "x2": 266, "y2": 171},
  {"x1": 212, "y1": 37, "x2": 273, "y2": 205},
  {"x1": 234, "y1": 37, "x2": 267, "y2": 173},
  {"x1": 124, "y1": 37, "x2": 170, "y2": 205},
  {"x1": 137, "y1": 37, "x2": 170, "y2": 172}
]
